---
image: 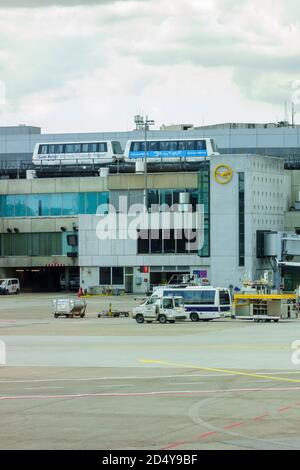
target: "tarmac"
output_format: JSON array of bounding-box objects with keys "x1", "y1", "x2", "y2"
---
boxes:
[{"x1": 0, "y1": 292, "x2": 300, "y2": 450}]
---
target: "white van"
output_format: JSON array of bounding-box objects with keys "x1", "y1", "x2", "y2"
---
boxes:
[
  {"x1": 0, "y1": 278, "x2": 20, "y2": 295},
  {"x1": 152, "y1": 286, "x2": 232, "y2": 321}
]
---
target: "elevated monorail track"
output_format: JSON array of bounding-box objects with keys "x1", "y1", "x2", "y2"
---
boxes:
[{"x1": 0, "y1": 160, "x2": 210, "y2": 179}]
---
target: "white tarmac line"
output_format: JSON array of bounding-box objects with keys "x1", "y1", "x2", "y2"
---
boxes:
[
  {"x1": 1, "y1": 386, "x2": 300, "y2": 401},
  {"x1": 23, "y1": 387, "x2": 65, "y2": 391},
  {"x1": 0, "y1": 371, "x2": 300, "y2": 385}
]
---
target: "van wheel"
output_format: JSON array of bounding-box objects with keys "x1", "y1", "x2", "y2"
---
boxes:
[
  {"x1": 158, "y1": 314, "x2": 167, "y2": 324},
  {"x1": 5, "y1": 289, "x2": 9, "y2": 295},
  {"x1": 190, "y1": 312, "x2": 199, "y2": 322},
  {"x1": 146, "y1": 321, "x2": 153, "y2": 323},
  {"x1": 136, "y1": 314, "x2": 144, "y2": 324},
  {"x1": 54, "y1": 314, "x2": 59, "y2": 318},
  {"x1": 15, "y1": 289, "x2": 19, "y2": 295}
]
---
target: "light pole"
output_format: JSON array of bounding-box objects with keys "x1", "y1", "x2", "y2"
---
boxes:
[{"x1": 134, "y1": 115, "x2": 155, "y2": 211}]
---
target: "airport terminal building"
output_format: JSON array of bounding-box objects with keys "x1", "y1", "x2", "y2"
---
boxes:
[{"x1": 0, "y1": 123, "x2": 300, "y2": 293}]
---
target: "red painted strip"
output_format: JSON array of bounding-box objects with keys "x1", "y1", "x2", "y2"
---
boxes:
[
  {"x1": 278, "y1": 406, "x2": 292, "y2": 413},
  {"x1": 162, "y1": 430, "x2": 219, "y2": 451},
  {"x1": 194, "y1": 431, "x2": 218, "y2": 439},
  {"x1": 253, "y1": 413, "x2": 269, "y2": 421},
  {"x1": 161, "y1": 440, "x2": 187, "y2": 450},
  {"x1": 223, "y1": 421, "x2": 244, "y2": 430}
]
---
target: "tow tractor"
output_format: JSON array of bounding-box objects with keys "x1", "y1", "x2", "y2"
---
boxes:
[{"x1": 132, "y1": 296, "x2": 187, "y2": 324}]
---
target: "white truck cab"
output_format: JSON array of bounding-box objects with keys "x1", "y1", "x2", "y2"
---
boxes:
[
  {"x1": 132, "y1": 296, "x2": 187, "y2": 324},
  {"x1": 0, "y1": 278, "x2": 20, "y2": 295}
]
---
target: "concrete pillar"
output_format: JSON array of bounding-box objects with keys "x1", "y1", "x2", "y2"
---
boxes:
[{"x1": 65, "y1": 266, "x2": 70, "y2": 291}]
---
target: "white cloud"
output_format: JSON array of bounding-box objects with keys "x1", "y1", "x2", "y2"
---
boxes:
[{"x1": 0, "y1": 0, "x2": 299, "y2": 131}]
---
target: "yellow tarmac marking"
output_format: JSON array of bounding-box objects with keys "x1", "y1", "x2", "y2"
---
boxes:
[{"x1": 139, "y1": 359, "x2": 300, "y2": 384}]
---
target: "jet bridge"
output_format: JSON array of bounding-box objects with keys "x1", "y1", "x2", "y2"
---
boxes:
[{"x1": 262, "y1": 231, "x2": 300, "y2": 289}]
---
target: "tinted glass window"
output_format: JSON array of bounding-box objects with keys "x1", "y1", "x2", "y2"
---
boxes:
[
  {"x1": 50, "y1": 194, "x2": 63, "y2": 216},
  {"x1": 112, "y1": 142, "x2": 121, "y2": 154},
  {"x1": 62, "y1": 193, "x2": 75, "y2": 216},
  {"x1": 88, "y1": 143, "x2": 97, "y2": 152},
  {"x1": 40, "y1": 145, "x2": 48, "y2": 154},
  {"x1": 97, "y1": 192, "x2": 109, "y2": 214},
  {"x1": 137, "y1": 230, "x2": 149, "y2": 254},
  {"x1": 131, "y1": 142, "x2": 140, "y2": 152},
  {"x1": 164, "y1": 290, "x2": 185, "y2": 299},
  {"x1": 149, "y1": 141, "x2": 159, "y2": 152},
  {"x1": 27, "y1": 195, "x2": 39, "y2": 216},
  {"x1": 74, "y1": 143, "x2": 81, "y2": 153},
  {"x1": 184, "y1": 291, "x2": 194, "y2": 304},
  {"x1": 211, "y1": 139, "x2": 217, "y2": 152},
  {"x1": 187, "y1": 140, "x2": 196, "y2": 150},
  {"x1": 178, "y1": 141, "x2": 186, "y2": 151},
  {"x1": 65, "y1": 144, "x2": 75, "y2": 153},
  {"x1": 15, "y1": 194, "x2": 27, "y2": 217},
  {"x1": 86, "y1": 192, "x2": 97, "y2": 214},
  {"x1": 112, "y1": 267, "x2": 124, "y2": 285},
  {"x1": 100, "y1": 267, "x2": 110, "y2": 284},
  {"x1": 150, "y1": 230, "x2": 162, "y2": 253},
  {"x1": 163, "y1": 229, "x2": 175, "y2": 253},
  {"x1": 55, "y1": 144, "x2": 64, "y2": 154},
  {"x1": 219, "y1": 290, "x2": 231, "y2": 305},
  {"x1": 202, "y1": 290, "x2": 215, "y2": 304},
  {"x1": 148, "y1": 189, "x2": 160, "y2": 209},
  {"x1": 82, "y1": 143, "x2": 89, "y2": 153},
  {"x1": 160, "y1": 190, "x2": 172, "y2": 207},
  {"x1": 160, "y1": 141, "x2": 172, "y2": 151},
  {"x1": 196, "y1": 140, "x2": 206, "y2": 150},
  {"x1": 99, "y1": 143, "x2": 108, "y2": 152},
  {"x1": 38, "y1": 194, "x2": 50, "y2": 216}
]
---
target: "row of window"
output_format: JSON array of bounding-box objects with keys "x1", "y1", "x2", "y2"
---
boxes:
[
  {"x1": 198, "y1": 170, "x2": 210, "y2": 257},
  {"x1": 253, "y1": 176, "x2": 283, "y2": 183},
  {"x1": 99, "y1": 267, "x2": 124, "y2": 285},
  {"x1": 0, "y1": 192, "x2": 109, "y2": 217},
  {"x1": 39, "y1": 143, "x2": 108, "y2": 154},
  {"x1": 253, "y1": 191, "x2": 284, "y2": 198},
  {"x1": 137, "y1": 230, "x2": 198, "y2": 255},
  {"x1": 130, "y1": 140, "x2": 207, "y2": 152},
  {"x1": 0, "y1": 233, "x2": 62, "y2": 257},
  {"x1": 163, "y1": 289, "x2": 230, "y2": 305},
  {"x1": 238, "y1": 173, "x2": 245, "y2": 267},
  {"x1": 38, "y1": 142, "x2": 123, "y2": 155},
  {"x1": 147, "y1": 189, "x2": 201, "y2": 211},
  {"x1": 164, "y1": 289, "x2": 216, "y2": 304},
  {"x1": 253, "y1": 206, "x2": 284, "y2": 211}
]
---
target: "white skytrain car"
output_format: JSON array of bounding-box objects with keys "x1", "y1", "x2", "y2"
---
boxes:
[
  {"x1": 124, "y1": 137, "x2": 219, "y2": 163},
  {"x1": 32, "y1": 141, "x2": 124, "y2": 165}
]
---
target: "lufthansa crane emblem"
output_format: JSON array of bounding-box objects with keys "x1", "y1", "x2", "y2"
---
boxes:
[{"x1": 213, "y1": 164, "x2": 233, "y2": 184}]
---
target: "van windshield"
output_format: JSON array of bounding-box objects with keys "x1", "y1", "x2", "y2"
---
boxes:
[
  {"x1": 174, "y1": 298, "x2": 183, "y2": 307},
  {"x1": 0, "y1": 279, "x2": 5, "y2": 285}
]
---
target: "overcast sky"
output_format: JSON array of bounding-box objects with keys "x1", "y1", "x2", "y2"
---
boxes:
[{"x1": 0, "y1": 0, "x2": 299, "y2": 133}]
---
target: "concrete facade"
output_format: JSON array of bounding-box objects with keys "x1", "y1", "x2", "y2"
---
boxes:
[
  {"x1": 76, "y1": 155, "x2": 291, "y2": 294},
  {"x1": 210, "y1": 154, "x2": 290, "y2": 288}
]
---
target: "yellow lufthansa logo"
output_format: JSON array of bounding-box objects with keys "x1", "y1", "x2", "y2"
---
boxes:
[{"x1": 214, "y1": 164, "x2": 233, "y2": 184}]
